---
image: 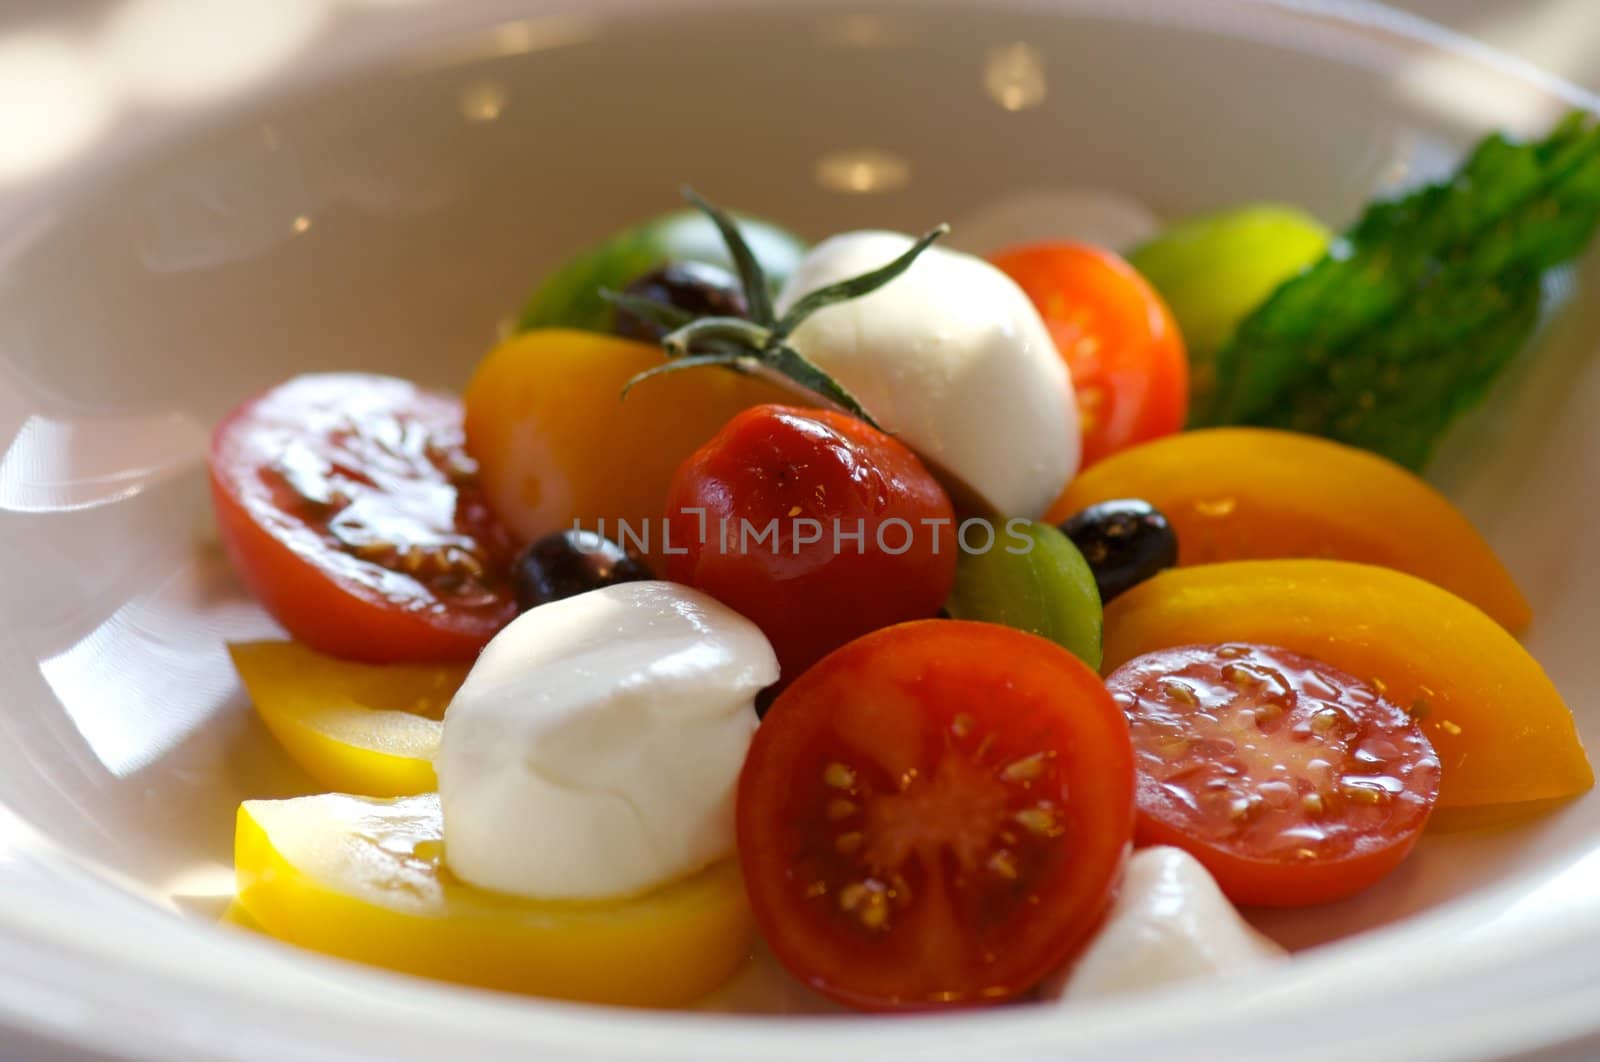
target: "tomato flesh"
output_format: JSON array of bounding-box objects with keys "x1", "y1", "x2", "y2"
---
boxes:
[
  {"x1": 738, "y1": 620, "x2": 1135, "y2": 1010},
  {"x1": 990, "y1": 241, "x2": 1188, "y2": 468},
  {"x1": 1107, "y1": 643, "x2": 1440, "y2": 906},
  {"x1": 211, "y1": 374, "x2": 518, "y2": 663}
]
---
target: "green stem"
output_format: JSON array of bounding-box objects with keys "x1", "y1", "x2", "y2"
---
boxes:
[
  {"x1": 772, "y1": 223, "x2": 950, "y2": 340},
  {"x1": 661, "y1": 316, "x2": 774, "y2": 358},
  {"x1": 621, "y1": 189, "x2": 950, "y2": 430},
  {"x1": 682, "y1": 186, "x2": 776, "y2": 326},
  {"x1": 600, "y1": 289, "x2": 696, "y2": 332}
]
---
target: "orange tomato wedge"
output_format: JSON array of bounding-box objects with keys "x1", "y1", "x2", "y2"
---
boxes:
[
  {"x1": 1102, "y1": 560, "x2": 1591, "y2": 813},
  {"x1": 1047, "y1": 428, "x2": 1531, "y2": 632},
  {"x1": 464, "y1": 329, "x2": 790, "y2": 564}
]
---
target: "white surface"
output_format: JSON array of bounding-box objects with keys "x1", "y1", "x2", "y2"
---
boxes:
[
  {"x1": 437, "y1": 582, "x2": 770, "y2": 900},
  {"x1": 1044, "y1": 847, "x2": 1287, "y2": 1001},
  {"x1": 0, "y1": 1, "x2": 1598, "y2": 1061},
  {"x1": 778, "y1": 231, "x2": 1078, "y2": 518},
  {"x1": 947, "y1": 187, "x2": 1161, "y2": 256}
]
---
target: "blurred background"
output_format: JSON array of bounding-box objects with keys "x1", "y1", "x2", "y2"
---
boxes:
[
  {"x1": 0, "y1": 0, "x2": 1596, "y2": 203},
  {"x1": 0, "y1": 2, "x2": 1596, "y2": 1060}
]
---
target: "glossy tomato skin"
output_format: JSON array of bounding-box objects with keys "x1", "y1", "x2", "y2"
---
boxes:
[
  {"x1": 990, "y1": 242, "x2": 1188, "y2": 468},
  {"x1": 738, "y1": 620, "x2": 1135, "y2": 1011},
  {"x1": 1108, "y1": 643, "x2": 1440, "y2": 906},
  {"x1": 666, "y1": 405, "x2": 956, "y2": 682},
  {"x1": 211, "y1": 374, "x2": 518, "y2": 664}
]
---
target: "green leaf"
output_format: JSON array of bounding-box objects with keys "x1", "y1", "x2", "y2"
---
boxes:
[
  {"x1": 760, "y1": 344, "x2": 881, "y2": 429},
  {"x1": 643, "y1": 215, "x2": 947, "y2": 428},
  {"x1": 1200, "y1": 113, "x2": 1600, "y2": 468},
  {"x1": 682, "y1": 186, "x2": 776, "y2": 326},
  {"x1": 771, "y1": 224, "x2": 950, "y2": 340}
]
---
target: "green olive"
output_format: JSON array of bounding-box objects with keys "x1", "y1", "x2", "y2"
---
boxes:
[
  {"x1": 517, "y1": 209, "x2": 808, "y2": 334},
  {"x1": 1129, "y1": 204, "x2": 1330, "y2": 404},
  {"x1": 945, "y1": 521, "x2": 1102, "y2": 670}
]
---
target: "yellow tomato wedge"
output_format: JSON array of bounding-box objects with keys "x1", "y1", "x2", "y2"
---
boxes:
[
  {"x1": 1047, "y1": 428, "x2": 1531, "y2": 632},
  {"x1": 464, "y1": 329, "x2": 790, "y2": 565},
  {"x1": 219, "y1": 900, "x2": 264, "y2": 932},
  {"x1": 236, "y1": 793, "x2": 754, "y2": 1007},
  {"x1": 230, "y1": 641, "x2": 467, "y2": 797},
  {"x1": 1102, "y1": 560, "x2": 1591, "y2": 812}
]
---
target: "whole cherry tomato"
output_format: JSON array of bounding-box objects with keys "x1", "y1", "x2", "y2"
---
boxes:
[
  {"x1": 665, "y1": 405, "x2": 956, "y2": 682},
  {"x1": 990, "y1": 241, "x2": 1188, "y2": 469}
]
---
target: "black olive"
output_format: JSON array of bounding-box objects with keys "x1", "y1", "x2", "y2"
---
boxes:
[
  {"x1": 613, "y1": 261, "x2": 748, "y2": 342},
  {"x1": 513, "y1": 529, "x2": 652, "y2": 611},
  {"x1": 1060, "y1": 499, "x2": 1178, "y2": 604}
]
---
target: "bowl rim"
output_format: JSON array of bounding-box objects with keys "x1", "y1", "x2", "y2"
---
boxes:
[{"x1": 1, "y1": 1, "x2": 1598, "y2": 1059}]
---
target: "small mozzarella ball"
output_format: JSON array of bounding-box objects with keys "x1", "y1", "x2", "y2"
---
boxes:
[
  {"x1": 437, "y1": 581, "x2": 777, "y2": 900},
  {"x1": 776, "y1": 231, "x2": 1079, "y2": 519},
  {"x1": 1043, "y1": 846, "x2": 1287, "y2": 1001}
]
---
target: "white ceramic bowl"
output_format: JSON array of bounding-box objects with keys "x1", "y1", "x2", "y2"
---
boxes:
[{"x1": 2, "y1": 1, "x2": 1599, "y2": 1058}]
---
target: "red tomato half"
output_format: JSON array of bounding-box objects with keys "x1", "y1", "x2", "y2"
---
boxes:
[
  {"x1": 738, "y1": 620, "x2": 1135, "y2": 1010},
  {"x1": 1107, "y1": 643, "x2": 1440, "y2": 906},
  {"x1": 210, "y1": 374, "x2": 518, "y2": 663},
  {"x1": 990, "y1": 242, "x2": 1188, "y2": 468},
  {"x1": 666, "y1": 405, "x2": 955, "y2": 683}
]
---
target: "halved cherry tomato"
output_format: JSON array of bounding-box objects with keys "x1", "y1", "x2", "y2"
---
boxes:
[
  {"x1": 1101, "y1": 561, "x2": 1590, "y2": 812},
  {"x1": 211, "y1": 374, "x2": 518, "y2": 664},
  {"x1": 990, "y1": 242, "x2": 1188, "y2": 468},
  {"x1": 666, "y1": 405, "x2": 956, "y2": 682},
  {"x1": 1107, "y1": 643, "x2": 1440, "y2": 906},
  {"x1": 738, "y1": 620, "x2": 1135, "y2": 1010}
]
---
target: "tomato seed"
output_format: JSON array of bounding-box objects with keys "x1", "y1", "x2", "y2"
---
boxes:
[
  {"x1": 1015, "y1": 805, "x2": 1061, "y2": 837},
  {"x1": 838, "y1": 882, "x2": 868, "y2": 911},
  {"x1": 823, "y1": 763, "x2": 856, "y2": 790},
  {"x1": 1001, "y1": 752, "x2": 1047, "y2": 783},
  {"x1": 1161, "y1": 679, "x2": 1198, "y2": 705},
  {"x1": 1340, "y1": 781, "x2": 1388, "y2": 805}
]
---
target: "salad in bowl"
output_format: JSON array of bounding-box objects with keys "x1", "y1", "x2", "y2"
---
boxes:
[{"x1": 211, "y1": 115, "x2": 1598, "y2": 1012}]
